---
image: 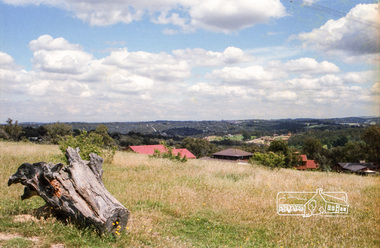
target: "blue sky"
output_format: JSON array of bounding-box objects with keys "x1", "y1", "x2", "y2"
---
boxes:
[{"x1": 0, "y1": 0, "x2": 379, "y2": 123}]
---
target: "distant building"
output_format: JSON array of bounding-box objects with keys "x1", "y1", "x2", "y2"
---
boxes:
[
  {"x1": 129, "y1": 145, "x2": 196, "y2": 159},
  {"x1": 332, "y1": 162, "x2": 377, "y2": 175},
  {"x1": 296, "y1": 155, "x2": 319, "y2": 170},
  {"x1": 212, "y1": 149, "x2": 253, "y2": 161},
  {"x1": 171, "y1": 148, "x2": 197, "y2": 159}
]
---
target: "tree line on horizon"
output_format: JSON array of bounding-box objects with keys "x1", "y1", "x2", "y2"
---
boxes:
[{"x1": 1, "y1": 118, "x2": 379, "y2": 170}]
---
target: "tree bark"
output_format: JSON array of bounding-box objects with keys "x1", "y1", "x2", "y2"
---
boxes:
[{"x1": 8, "y1": 147, "x2": 129, "y2": 234}]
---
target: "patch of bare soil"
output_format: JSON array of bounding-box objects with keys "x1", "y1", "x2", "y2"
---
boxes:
[
  {"x1": 0, "y1": 215, "x2": 65, "y2": 247},
  {"x1": 13, "y1": 214, "x2": 40, "y2": 223}
]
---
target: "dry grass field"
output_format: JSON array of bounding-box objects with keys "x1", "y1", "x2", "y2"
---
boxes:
[{"x1": 0, "y1": 141, "x2": 379, "y2": 247}]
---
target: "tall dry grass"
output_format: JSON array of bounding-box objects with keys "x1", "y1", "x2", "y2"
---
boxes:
[
  {"x1": 0, "y1": 142, "x2": 62, "y2": 200},
  {"x1": 1, "y1": 141, "x2": 379, "y2": 247},
  {"x1": 108, "y1": 150, "x2": 380, "y2": 247}
]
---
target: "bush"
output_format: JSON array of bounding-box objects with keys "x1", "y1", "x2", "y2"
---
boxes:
[
  {"x1": 249, "y1": 152, "x2": 285, "y2": 169},
  {"x1": 59, "y1": 130, "x2": 116, "y2": 163},
  {"x1": 151, "y1": 147, "x2": 187, "y2": 163}
]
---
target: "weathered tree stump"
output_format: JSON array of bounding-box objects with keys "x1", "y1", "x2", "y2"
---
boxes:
[{"x1": 8, "y1": 147, "x2": 129, "y2": 234}]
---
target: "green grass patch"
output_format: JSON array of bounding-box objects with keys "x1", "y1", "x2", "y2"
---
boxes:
[
  {"x1": 171, "y1": 216, "x2": 275, "y2": 247},
  {"x1": 1, "y1": 237, "x2": 33, "y2": 248}
]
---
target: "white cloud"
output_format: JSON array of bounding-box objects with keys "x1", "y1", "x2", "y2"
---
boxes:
[
  {"x1": 3, "y1": 0, "x2": 286, "y2": 32},
  {"x1": 372, "y1": 83, "x2": 380, "y2": 94},
  {"x1": 0, "y1": 52, "x2": 20, "y2": 70},
  {"x1": 284, "y1": 57, "x2": 340, "y2": 74},
  {"x1": 32, "y1": 50, "x2": 93, "y2": 74},
  {"x1": 1, "y1": 34, "x2": 376, "y2": 122},
  {"x1": 296, "y1": 3, "x2": 379, "y2": 62},
  {"x1": 266, "y1": 90, "x2": 297, "y2": 102},
  {"x1": 29, "y1": 35, "x2": 82, "y2": 51},
  {"x1": 207, "y1": 65, "x2": 286, "y2": 85},
  {"x1": 173, "y1": 46, "x2": 251, "y2": 67},
  {"x1": 30, "y1": 35, "x2": 93, "y2": 74},
  {"x1": 187, "y1": 0, "x2": 286, "y2": 32},
  {"x1": 342, "y1": 71, "x2": 374, "y2": 85},
  {"x1": 103, "y1": 49, "x2": 191, "y2": 82}
]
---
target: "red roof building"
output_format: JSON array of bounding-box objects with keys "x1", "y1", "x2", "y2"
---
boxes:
[
  {"x1": 129, "y1": 145, "x2": 196, "y2": 159},
  {"x1": 172, "y1": 148, "x2": 197, "y2": 159},
  {"x1": 129, "y1": 145, "x2": 167, "y2": 155},
  {"x1": 296, "y1": 155, "x2": 319, "y2": 170}
]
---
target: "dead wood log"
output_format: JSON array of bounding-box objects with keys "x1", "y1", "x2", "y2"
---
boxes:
[{"x1": 8, "y1": 147, "x2": 129, "y2": 234}]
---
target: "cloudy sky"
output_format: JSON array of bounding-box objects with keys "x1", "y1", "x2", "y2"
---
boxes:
[{"x1": 1, "y1": 0, "x2": 379, "y2": 123}]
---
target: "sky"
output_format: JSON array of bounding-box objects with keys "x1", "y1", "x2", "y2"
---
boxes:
[{"x1": 0, "y1": 0, "x2": 379, "y2": 123}]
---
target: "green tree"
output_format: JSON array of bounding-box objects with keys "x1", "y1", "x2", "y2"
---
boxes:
[
  {"x1": 302, "y1": 137, "x2": 323, "y2": 160},
  {"x1": 268, "y1": 139, "x2": 289, "y2": 154},
  {"x1": 315, "y1": 153, "x2": 331, "y2": 171},
  {"x1": 342, "y1": 141, "x2": 367, "y2": 162},
  {"x1": 94, "y1": 124, "x2": 116, "y2": 147},
  {"x1": 2, "y1": 118, "x2": 23, "y2": 141},
  {"x1": 268, "y1": 139, "x2": 295, "y2": 168},
  {"x1": 45, "y1": 122, "x2": 72, "y2": 144},
  {"x1": 242, "y1": 131, "x2": 252, "y2": 141},
  {"x1": 181, "y1": 137, "x2": 217, "y2": 158},
  {"x1": 361, "y1": 125, "x2": 380, "y2": 166},
  {"x1": 250, "y1": 152, "x2": 285, "y2": 169}
]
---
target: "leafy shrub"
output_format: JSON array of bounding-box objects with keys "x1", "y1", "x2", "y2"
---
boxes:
[
  {"x1": 59, "y1": 130, "x2": 116, "y2": 163},
  {"x1": 249, "y1": 152, "x2": 285, "y2": 169},
  {"x1": 151, "y1": 147, "x2": 187, "y2": 163}
]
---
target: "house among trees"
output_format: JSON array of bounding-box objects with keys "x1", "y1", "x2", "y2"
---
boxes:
[
  {"x1": 129, "y1": 145, "x2": 196, "y2": 159},
  {"x1": 296, "y1": 155, "x2": 319, "y2": 170},
  {"x1": 212, "y1": 149, "x2": 253, "y2": 161},
  {"x1": 332, "y1": 162, "x2": 377, "y2": 175}
]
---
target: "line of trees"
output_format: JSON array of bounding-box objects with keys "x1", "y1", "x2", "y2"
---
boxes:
[
  {"x1": 250, "y1": 125, "x2": 380, "y2": 170},
  {"x1": 2, "y1": 118, "x2": 379, "y2": 169}
]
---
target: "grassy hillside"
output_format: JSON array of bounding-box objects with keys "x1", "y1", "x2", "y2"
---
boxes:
[{"x1": 0, "y1": 141, "x2": 379, "y2": 247}]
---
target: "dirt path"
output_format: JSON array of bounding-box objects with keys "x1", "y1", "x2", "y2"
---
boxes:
[{"x1": 0, "y1": 215, "x2": 65, "y2": 248}]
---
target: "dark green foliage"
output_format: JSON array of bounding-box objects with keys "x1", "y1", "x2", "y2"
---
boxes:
[
  {"x1": 163, "y1": 127, "x2": 203, "y2": 136},
  {"x1": 181, "y1": 137, "x2": 217, "y2": 158},
  {"x1": 94, "y1": 124, "x2": 117, "y2": 147},
  {"x1": 288, "y1": 127, "x2": 364, "y2": 149},
  {"x1": 45, "y1": 122, "x2": 72, "y2": 144},
  {"x1": 21, "y1": 126, "x2": 47, "y2": 140},
  {"x1": 241, "y1": 130, "x2": 252, "y2": 141},
  {"x1": 315, "y1": 153, "x2": 331, "y2": 171},
  {"x1": 361, "y1": 125, "x2": 380, "y2": 166},
  {"x1": 250, "y1": 152, "x2": 286, "y2": 168},
  {"x1": 301, "y1": 137, "x2": 323, "y2": 160},
  {"x1": 268, "y1": 140, "x2": 289, "y2": 154},
  {"x1": 342, "y1": 141, "x2": 367, "y2": 162},
  {"x1": 117, "y1": 131, "x2": 181, "y2": 147},
  {"x1": 267, "y1": 140, "x2": 299, "y2": 168},
  {"x1": 241, "y1": 143, "x2": 265, "y2": 154},
  {"x1": 1, "y1": 118, "x2": 23, "y2": 141}
]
